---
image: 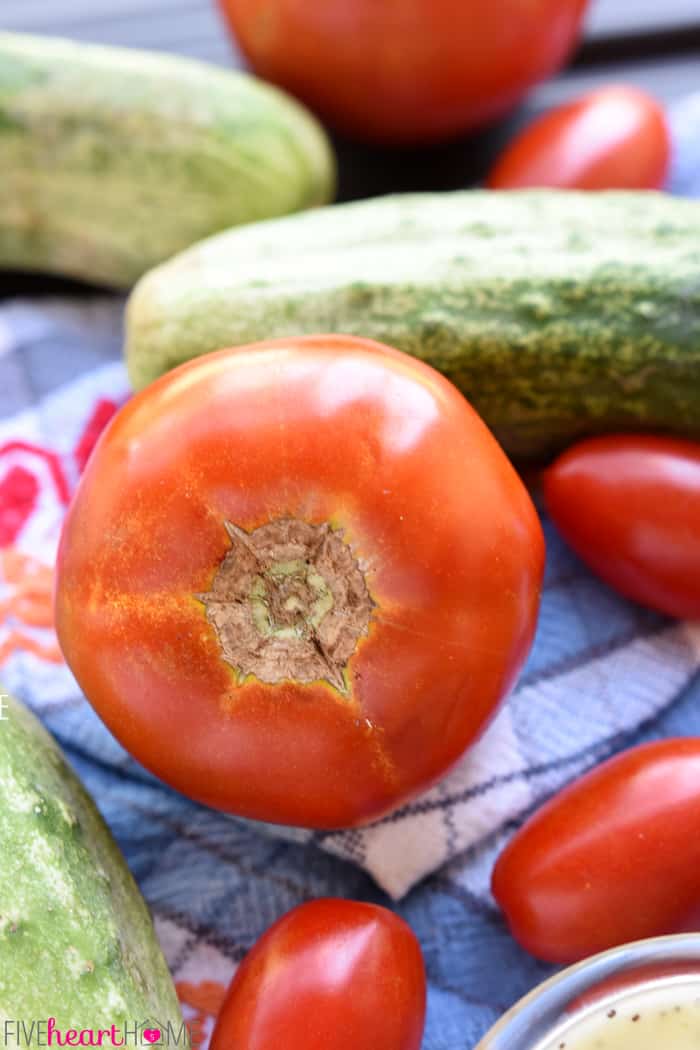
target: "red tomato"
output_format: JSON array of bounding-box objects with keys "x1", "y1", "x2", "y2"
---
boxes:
[
  {"x1": 209, "y1": 899, "x2": 426, "y2": 1050},
  {"x1": 543, "y1": 435, "x2": 700, "y2": 620},
  {"x1": 492, "y1": 739, "x2": 700, "y2": 963},
  {"x1": 218, "y1": 0, "x2": 589, "y2": 145},
  {"x1": 55, "y1": 336, "x2": 543, "y2": 829},
  {"x1": 488, "y1": 85, "x2": 670, "y2": 189}
]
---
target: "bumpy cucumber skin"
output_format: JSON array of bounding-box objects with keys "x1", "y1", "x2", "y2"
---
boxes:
[
  {"x1": 126, "y1": 190, "x2": 700, "y2": 460},
  {"x1": 0, "y1": 32, "x2": 335, "y2": 287},
  {"x1": 0, "y1": 693, "x2": 184, "y2": 1042}
]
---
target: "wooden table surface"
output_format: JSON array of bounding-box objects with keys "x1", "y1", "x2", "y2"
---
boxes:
[{"x1": 1, "y1": 0, "x2": 698, "y2": 295}]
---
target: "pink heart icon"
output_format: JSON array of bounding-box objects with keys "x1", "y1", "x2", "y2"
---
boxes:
[{"x1": 143, "y1": 1030, "x2": 161, "y2": 1044}]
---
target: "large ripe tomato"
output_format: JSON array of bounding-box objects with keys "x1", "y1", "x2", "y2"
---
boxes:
[
  {"x1": 492, "y1": 739, "x2": 700, "y2": 964},
  {"x1": 488, "y1": 85, "x2": 670, "y2": 189},
  {"x1": 543, "y1": 435, "x2": 700, "y2": 620},
  {"x1": 218, "y1": 0, "x2": 589, "y2": 145},
  {"x1": 209, "y1": 899, "x2": 426, "y2": 1050},
  {"x1": 55, "y1": 336, "x2": 543, "y2": 829}
]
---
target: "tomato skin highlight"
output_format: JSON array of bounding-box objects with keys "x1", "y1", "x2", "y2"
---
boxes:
[
  {"x1": 55, "y1": 335, "x2": 543, "y2": 829},
  {"x1": 492, "y1": 739, "x2": 700, "y2": 964},
  {"x1": 488, "y1": 85, "x2": 670, "y2": 189},
  {"x1": 218, "y1": 0, "x2": 589, "y2": 145},
  {"x1": 543, "y1": 435, "x2": 700, "y2": 620},
  {"x1": 209, "y1": 899, "x2": 426, "y2": 1050}
]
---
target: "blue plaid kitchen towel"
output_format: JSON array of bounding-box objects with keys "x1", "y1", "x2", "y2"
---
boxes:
[{"x1": 2, "y1": 96, "x2": 700, "y2": 1049}]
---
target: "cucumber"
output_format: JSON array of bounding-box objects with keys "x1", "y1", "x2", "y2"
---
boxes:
[
  {"x1": 0, "y1": 32, "x2": 335, "y2": 287},
  {"x1": 0, "y1": 692, "x2": 185, "y2": 1042},
  {"x1": 125, "y1": 189, "x2": 700, "y2": 459}
]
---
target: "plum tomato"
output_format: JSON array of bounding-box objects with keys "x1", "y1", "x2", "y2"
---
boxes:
[
  {"x1": 209, "y1": 899, "x2": 426, "y2": 1050},
  {"x1": 488, "y1": 85, "x2": 670, "y2": 190},
  {"x1": 492, "y1": 739, "x2": 700, "y2": 963},
  {"x1": 543, "y1": 434, "x2": 700, "y2": 619}
]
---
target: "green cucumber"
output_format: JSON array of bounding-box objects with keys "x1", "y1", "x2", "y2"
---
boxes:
[
  {"x1": 125, "y1": 189, "x2": 700, "y2": 459},
  {"x1": 0, "y1": 32, "x2": 335, "y2": 287},
  {"x1": 0, "y1": 692, "x2": 185, "y2": 1041}
]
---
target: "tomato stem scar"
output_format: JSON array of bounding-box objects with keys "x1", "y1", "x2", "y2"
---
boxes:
[{"x1": 197, "y1": 518, "x2": 374, "y2": 692}]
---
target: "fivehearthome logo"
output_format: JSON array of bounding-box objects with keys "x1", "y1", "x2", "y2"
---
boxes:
[{"x1": 1, "y1": 1020, "x2": 191, "y2": 1048}]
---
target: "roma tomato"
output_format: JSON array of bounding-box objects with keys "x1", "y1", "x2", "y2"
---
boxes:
[
  {"x1": 492, "y1": 739, "x2": 700, "y2": 963},
  {"x1": 209, "y1": 899, "x2": 426, "y2": 1050},
  {"x1": 55, "y1": 336, "x2": 543, "y2": 829},
  {"x1": 218, "y1": 0, "x2": 589, "y2": 145},
  {"x1": 488, "y1": 85, "x2": 670, "y2": 189},
  {"x1": 543, "y1": 435, "x2": 700, "y2": 620}
]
